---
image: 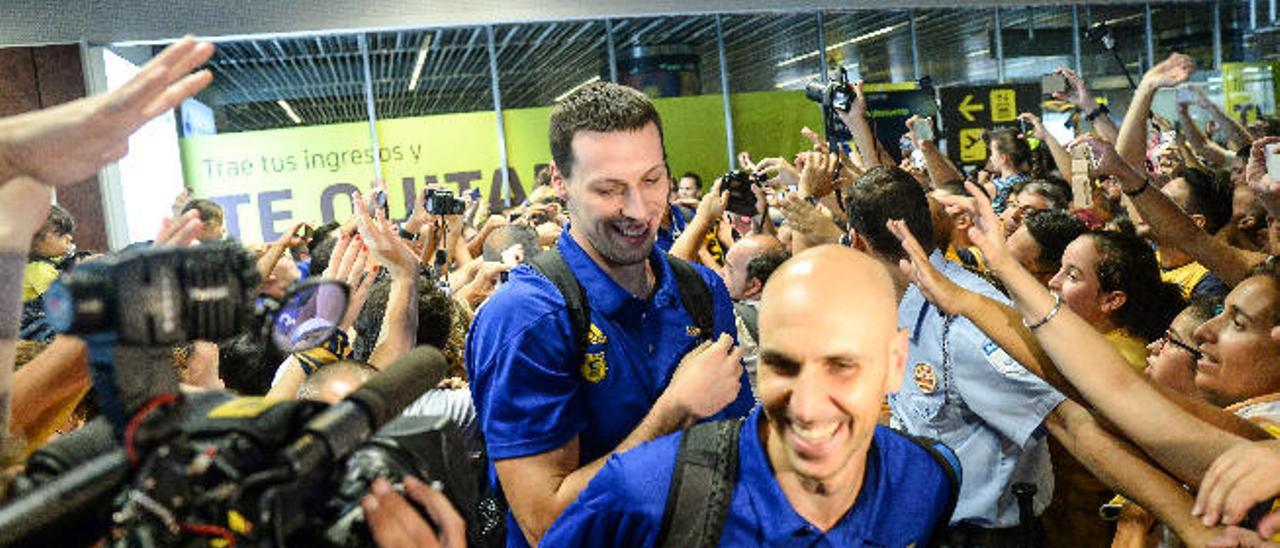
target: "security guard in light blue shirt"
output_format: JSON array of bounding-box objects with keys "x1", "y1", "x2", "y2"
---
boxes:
[
  {"x1": 468, "y1": 229, "x2": 754, "y2": 546},
  {"x1": 891, "y1": 250, "x2": 1065, "y2": 536}
]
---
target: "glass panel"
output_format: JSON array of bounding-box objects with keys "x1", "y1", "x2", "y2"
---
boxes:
[
  {"x1": 113, "y1": 33, "x2": 377, "y2": 245},
  {"x1": 365, "y1": 28, "x2": 497, "y2": 218}
]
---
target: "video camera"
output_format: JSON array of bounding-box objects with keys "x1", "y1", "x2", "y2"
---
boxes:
[
  {"x1": 0, "y1": 243, "x2": 483, "y2": 547},
  {"x1": 803, "y1": 65, "x2": 856, "y2": 153},
  {"x1": 424, "y1": 189, "x2": 466, "y2": 215}
]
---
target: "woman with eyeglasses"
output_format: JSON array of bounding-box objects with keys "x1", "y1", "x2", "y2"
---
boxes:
[{"x1": 1145, "y1": 294, "x2": 1220, "y2": 400}]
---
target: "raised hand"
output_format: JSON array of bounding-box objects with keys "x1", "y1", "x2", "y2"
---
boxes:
[
  {"x1": 1142, "y1": 53, "x2": 1196, "y2": 90},
  {"x1": 152, "y1": 209, "x2": 204, "y2": 248},
  {"x1": 888, "y1": 219, "x2": 969, "y2": 315},
  {"x1": 1018, "y1": 112, "x2": 1047, "y2": 140},
  {"x1": 797, "y1": 151, "x2": 836, "y2": 199},
  {"x1": 756, "y1": 156, "x2": 800, "y2": 188},
  {"x1": 0, "y1": 37, "x2": 214, "y2": 188},
  {"x1": 353, "y1": 190, "x2": 420, "y2": 280},
  {"x1": 934, "y1": 181, "x2": 1013, "y2": 270},
  {"x1": 777, "y1": 193, "x2": 843, "y2": 247},
  {"x1": 1053, "y1": 67, "x2": 1099, "y2": 110},
  {"x1": 1245, "y1": 137, "x2": 1280, "y2": 213}
]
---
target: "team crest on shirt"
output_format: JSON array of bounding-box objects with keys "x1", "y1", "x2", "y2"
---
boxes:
[
  {"x1": 581, "y1": 352, "x2": 607, "y2": 383},
  {"x1": 685, "y1": 325, "x2": 701, "y2": 337},
  {"x1": 587, "y1": 323, "x2": 607, "y2": 345},
  {"x1": 913, "y1": 363, "x2": 937, "y2": 394}
]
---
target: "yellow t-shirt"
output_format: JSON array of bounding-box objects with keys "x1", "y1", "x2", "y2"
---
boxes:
[
  {"x1": 1105, "y1": 328, "x2": 1149, "y2": 373},
  {"x1": 22, "y1": 260, "x2": 60, "y2": 303},
  {"x1": 944, "y1": 244, "x2": 986, "y2": 272},
  {"x1": 1160, "y1": 260, "x2": 1211, "y2": 299}
]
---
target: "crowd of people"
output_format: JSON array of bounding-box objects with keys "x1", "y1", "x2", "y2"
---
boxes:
[{"x1": 4, "y1": 35, "x2": 1280, "y2": 547}]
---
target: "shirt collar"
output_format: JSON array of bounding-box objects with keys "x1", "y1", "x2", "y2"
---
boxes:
[
  {"x1": 555, "y1": 226, "x2": 680, "y2": 316},
  {"x1": 739, "y1": 406, "x2": 889, "y2": 545}
]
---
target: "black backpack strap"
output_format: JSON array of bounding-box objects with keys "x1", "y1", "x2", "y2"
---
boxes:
[
  {"x1": 731, "y1": 302, "x2": 759, "y2": 343},
  {"x1": 656, "y1": 419, "x2": 743, "y2": 548},
  {"x1": 665, "y1": 254, "x2": 715, "y2": 342},
  {"x1": 527, "y1": 249, "x2": 591, "y2": 364},
  {"x1": 906, "y1": 434, "x2": 962, "y2": 535}
]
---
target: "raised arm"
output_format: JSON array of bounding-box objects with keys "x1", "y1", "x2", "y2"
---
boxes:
[
  {"x1": 353, "y1": 191, "x2": 422, "y2": 369},
  {"x1": 1055, "y1": 67, "x2": 1119, "y2": 143},
  {"x1": 1020, "y1": 112, "x2": 1072, "y2": 180},
  {"x1": 953, "y1": 177, "x2": 1245, "y2": 487},
  {"x1": 670, "y1": 179, "x2": 727, "y2": 262},
  {"x1": 1116, "y1": 54, "x2": 1196, "y2": 170},
  {"x1": 1081, "y1": 135, "x2": 1266, "y2": 286},
  {"x1": 907, "y1": 115, "x2": 965, "y2": 185},
  {"x1": 837, "y1": 81, "x2": 894, "y2": 168}
]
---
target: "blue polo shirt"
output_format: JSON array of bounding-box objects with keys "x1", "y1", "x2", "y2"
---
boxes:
[
  {"x1": 543, "y1": 406, "x2": 958, "y2": 547},
  {"x1": 466, "y1": 227, "x2": 754, "y2": 546}
]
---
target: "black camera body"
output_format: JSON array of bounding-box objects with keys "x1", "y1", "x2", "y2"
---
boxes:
[
  {"x1": 803, "y1": 66, "x2": 855, "y2": 149},
  {"x1": 43, "y1": 242, "x2": 260, "y2": 347},
  {"x1": 425, "y1": 189, "x2": 466, "y2": 215},
  {"x1": 721, "y1": 170, "x2": 766, "y2": 216}
]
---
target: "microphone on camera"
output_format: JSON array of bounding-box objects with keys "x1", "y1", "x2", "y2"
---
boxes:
[{"x1": 282, "y1": 345, "x2": 448, "y2": 476}]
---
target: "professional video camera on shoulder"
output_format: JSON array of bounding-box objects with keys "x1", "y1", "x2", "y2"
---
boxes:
[{"x1": 0, "y1": 243, "x2": 477, "y2": 547}]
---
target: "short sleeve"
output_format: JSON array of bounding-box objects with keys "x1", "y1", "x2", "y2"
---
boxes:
[
  {"x1": 950, "y1": 316, "x2": 1065, "y2": 447},
  {"x1": 542, "y1": 433, "x2": 680, "y2": 547},
  {"x1": 469, "y1": 310, "x2": 585, "y2": 460}
]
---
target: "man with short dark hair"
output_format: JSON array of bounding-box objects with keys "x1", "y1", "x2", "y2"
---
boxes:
[
  {"x1": 1006, "y1": 209, "x2": 1087, "y2": 285},
  {"x1": 845, "y1": 166, "x2": 1065, "y2": 544},
  {"x1": 467, "y1": 81, "x2": 753, "y2": 547},
  {"x1": 543, "y1": 245, "x2": 959, "y2": 546},
  {"x1": 180, "y1": 198, "x2": 227, "y2": 243}
]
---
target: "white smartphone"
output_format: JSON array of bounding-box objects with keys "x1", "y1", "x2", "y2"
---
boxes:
[{"x1": 1267, "y1": 142, "x2": 1280, "y2": 182}]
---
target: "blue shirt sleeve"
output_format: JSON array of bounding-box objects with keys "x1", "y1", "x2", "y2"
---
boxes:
[
  {"x1": 949, "y1": 314, "x2": 1065, "y2": 447},
  {"x1": 542, "y1": 432, "x2": 682, "y2": 547},
  {"x1": 467, "y1": 273, "x2": 587, "y2": 460}
]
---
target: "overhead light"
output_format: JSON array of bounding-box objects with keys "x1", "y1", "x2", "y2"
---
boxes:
[
  {"x1": 774, "y1": 73, "x2": 820, "y2": 89},
  {"x1": 555, "y1": 76, "x2": 601, "y2": 102},
  {"x1": 408, "y1": 35, "x2": 432, "y2": 92},
  {"x1": 776, "y1": 22, "x2": 908, "y2": 68},
  {"x1": 277, "y1": 100, "x2": 303, "y2": 124},
  {"x1": 967, "y1": 49, "x2": 990, "y2": 58}
]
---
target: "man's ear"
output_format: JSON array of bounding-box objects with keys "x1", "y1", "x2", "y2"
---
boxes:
[
  {"x1": 955, "y1": 212, "x2": 973, "y2": 231},
  {"x1": 848, "y1": 227, "x2": 868, "y2": 252},
  {"x1": 883, "y1": 328, "x2": 909, "y2": 394},
  {"x1": 1189, "y1": 213, "x2": 1207, "y2": 230},
  {"x1": 745, "y1": 277, "x2": 764, "y2": 300},
  {"x1": 1241, "y1": 214, "x2": 1260, "y2": 232},
  {"x1": 550, "y1": 163, "x2": 568, "y2": 201}
]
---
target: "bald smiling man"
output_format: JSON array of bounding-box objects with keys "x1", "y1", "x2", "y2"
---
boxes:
[{"x1": 543, "y1": 245, "x2": 961, "y2": 547}]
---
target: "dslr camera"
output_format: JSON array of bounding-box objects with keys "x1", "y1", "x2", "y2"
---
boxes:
[
  {"x1": 720, "y1": 170, "x2": 767, "y2": 216},
  {"x1": 425, "y1": 189, "x2": 466, "y2": 215},
  {"x1": 803, "y1": 66, "x2": 855, "y2": 150}
]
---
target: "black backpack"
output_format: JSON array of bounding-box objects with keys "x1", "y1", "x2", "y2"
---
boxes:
[
  {"x1": 527, "y1": 249, "x2": 717, "y2": 364},
  {"x1": 655, "y1": 420, "x2": 962, "y2": 547}
]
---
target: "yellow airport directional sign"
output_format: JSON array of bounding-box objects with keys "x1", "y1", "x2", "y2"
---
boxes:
[
  {"x1": 959, "y1": 94, "x2": 985, "y2": 122},
  {"x1": 959, "y1": 128, "x2": 988, "y2": 162},
  {"x1": 990, "y1": 89, "x2": 1018, "y2": 122}
]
